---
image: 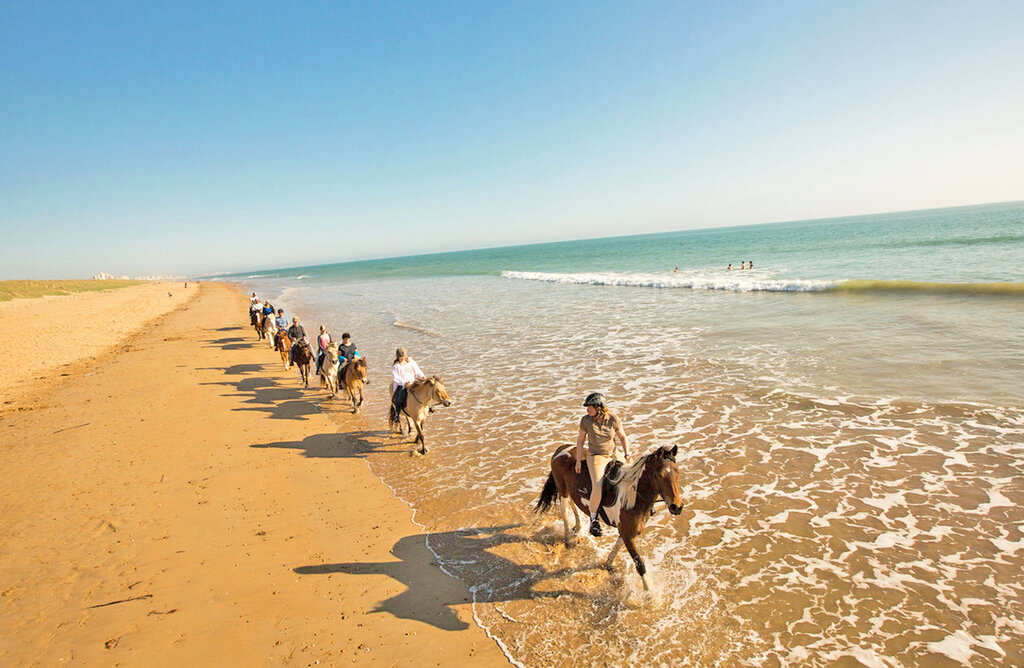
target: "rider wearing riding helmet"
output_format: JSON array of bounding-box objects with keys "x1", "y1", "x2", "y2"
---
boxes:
[
  {"x1": 391, "y1": 347, "x2": 425, "y2": 421},
  {"x1": 575, "y1": 392, "x2": 631, "y2": 537}
]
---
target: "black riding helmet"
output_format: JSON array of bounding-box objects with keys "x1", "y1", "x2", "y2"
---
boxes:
[{"x1": 583, "y1": 392, "x2": 607, "y2": 408}]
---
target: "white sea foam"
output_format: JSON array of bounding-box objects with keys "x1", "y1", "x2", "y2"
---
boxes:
[{"x1": 502, "y1": 269, "x2": 835, "y2": 292}]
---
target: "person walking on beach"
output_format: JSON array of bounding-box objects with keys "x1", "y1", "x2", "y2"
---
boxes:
[
  {"x1": 391, "y1": 347, "x2": 425, "y2": 422},
  {"x1": 574, "y1": 392, "x2": 631, "y2": 537},
  {"x1": 315, "y1": 325, "x2": 333, "y2": 374}
]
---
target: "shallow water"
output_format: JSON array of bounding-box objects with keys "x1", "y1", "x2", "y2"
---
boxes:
[{"x1": 235, "y1": 202, "x2": 1024, "y2": 666}]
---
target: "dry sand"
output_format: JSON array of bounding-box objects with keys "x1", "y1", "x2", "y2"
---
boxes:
[{"x1": 0, "y1": 282, "x2": 509, "y2": 666}]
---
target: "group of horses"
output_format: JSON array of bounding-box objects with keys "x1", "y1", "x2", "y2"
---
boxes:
[
  {"x1": 247, "y1": 302, "x2": 683, "y2": 590},
  {"x1": 247, "y1": 304, "x2": 449, "y2": 455},
  {"x1": 250, "y1": 305, "x2": 368, "y2": 412}
]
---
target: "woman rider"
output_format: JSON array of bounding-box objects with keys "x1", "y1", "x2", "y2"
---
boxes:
[
  {"x1": 574, "y1": 392, "x2": 631, "y2": 536},
  {"x1": 391, "y1": 347, "x2": 425, "y2": 422}
]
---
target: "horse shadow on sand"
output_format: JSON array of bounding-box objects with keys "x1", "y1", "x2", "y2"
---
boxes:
[
  {"x1": 251, "y1": 429, "x2": 396, "y2": 459},
  {"x1": 294, "y1": 524, "x2": 596, "y2": 632},
  {"x1": 198, "y1": 362, "x2": 321, "y2": 421}
]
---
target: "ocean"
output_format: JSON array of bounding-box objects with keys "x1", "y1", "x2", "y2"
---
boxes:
[{"x1": 230, "y1": 200, "x2": 1024, "y2": 666}]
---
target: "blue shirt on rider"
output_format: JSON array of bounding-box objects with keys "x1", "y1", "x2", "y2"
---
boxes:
[{"x1": 275, "y1": 315, "x2": 288, "y2": 329}]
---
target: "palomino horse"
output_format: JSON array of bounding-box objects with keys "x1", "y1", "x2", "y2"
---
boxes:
[
  {"x1": 292, "y1": 340, "x2": 314, "y2": 388},
  {"x1": 317, "y1": 343, "x2": 340, "y2": 397},
  {"x1": 339, "y1": 357, "x2": 368, "y2": 413},
  {"x1": 273, "y1": 331, "x2": 291, "y2": 370},
  {"x1": 388, "y1": 376, "x2": 451, "y2": 454},
  {"x1": 535, "y1": 444, "x2": 683, "y2": 590}
]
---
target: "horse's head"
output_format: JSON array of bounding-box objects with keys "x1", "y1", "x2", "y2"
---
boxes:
[
  {"x1": 648, "y1": 445, "x2": 683, "y2": 514},
  {"x1": 430, "y1": 376, "x2": 452, "y2": 407},
  {"x1": 353, "y1": 357, "x2": 368, "y2": 381}
]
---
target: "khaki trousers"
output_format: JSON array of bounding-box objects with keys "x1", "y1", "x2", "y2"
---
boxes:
[{"x1": 586, "y1": 451, "x2": 623, "y2": 516}]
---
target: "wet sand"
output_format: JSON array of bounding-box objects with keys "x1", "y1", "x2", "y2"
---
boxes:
[{"x1": 0, "y1": 282, "x2": 508, "y2": 665}]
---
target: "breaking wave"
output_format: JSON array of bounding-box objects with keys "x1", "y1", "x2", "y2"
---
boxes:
[{"x1": 501, "y1": 270, "x2": 834, "y2": 292}]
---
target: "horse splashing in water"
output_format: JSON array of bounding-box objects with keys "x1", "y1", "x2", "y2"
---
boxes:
[
  {"x1": 388, "y1": 376, "x2": 451, "y2": 454},
  {"x1": 535, "y1": 444, "x2": 683, "y2": 590},
  {"x1": 292, "y1": 340, "x2": 314, "y2": 388},
  {"x1": 317, "y1": 343, "x2": 340, "y2": 397},
  {"x1": 273, "y1": 331, "x2": 291, "y2": 370},
  {"x1": 339, "y1": 357, "x2": 368, "y2": 413}
]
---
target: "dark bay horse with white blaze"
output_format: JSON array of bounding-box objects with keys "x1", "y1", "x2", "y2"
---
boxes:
[
  {"x1": 535, "y1": 444, "x2": 683, "y2": 590},
  {"x1": 389, "y1": 376, "x2": 451, "y2": 454}
]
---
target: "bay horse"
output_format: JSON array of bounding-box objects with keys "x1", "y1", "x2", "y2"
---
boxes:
[
  {"x1": 338, "y1": 357, "x2": 368, "y2": 413},
  {"x1": 273, "y1": 330, "x2": 291, "y2": 370},
  {"x1": 388, "y1": 376, "x2": 451, "y2": 454},
  {"x1": 317, "y1": 343, "x2": 340, "y2": 397},
  {"x1": 535, "y1": 444, "x2": 683, "y2": 590},
  {"x1": 292, "y1": 340, "x2": 314, "y2": 388}
]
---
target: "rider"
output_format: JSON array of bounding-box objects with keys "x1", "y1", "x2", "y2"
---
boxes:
[
  {"x1": 574, "y1": 392, "x2": 631, "y2": 537},
  {"x1": 262, "y1": 300, "x2": 275, "y2": 318},
  {"x1": 287, "y1": 317, "x2": 308, "y2": 367},
  {"x1": 391, "y1": 347, "x2": 425, "y2": 422},
  {"x1": 274, "y1": 309, "x2": 288, "y2": 332},
  {"x1": 249, "y1": 292, "x2": 259, "y2": 307},
  {"x1": 315, "y1": 325, "x2": 333, "y2": 374},
  {"x1": 337, "y1": 332, "x2": 360, "y2": 376}
]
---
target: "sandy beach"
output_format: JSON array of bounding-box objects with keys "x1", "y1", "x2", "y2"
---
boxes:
[{"x1": 0, "y1": 282, "x2": 508, "y2": 665}]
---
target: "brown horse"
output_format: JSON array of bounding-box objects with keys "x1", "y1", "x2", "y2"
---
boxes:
[
  {"x1": 292, "y1": 340, "x2": 314, "y2": 387},
  {"x1": 389, "y1": 376, "x2": 451, "y2": 454},
  {"x1": 273, "y1": 330, "x2": 291, "y2": 370},
  {"x1": 535, "y1": 444, "x2": 683, "y2": 590},
  {"x1": 339, "y1": 357, "x2": 368, "y2": 413},
  {"x1": 251, "y1": 310, "x2": 264, "y2": 339}
]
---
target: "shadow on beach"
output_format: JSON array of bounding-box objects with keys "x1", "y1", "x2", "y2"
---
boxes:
[
  {"x1": 251, "y1": 430, "x2": 396, "y2": 459},
  {"x1": 294, "y1": 525, "x2": 585, "y2": 631}
]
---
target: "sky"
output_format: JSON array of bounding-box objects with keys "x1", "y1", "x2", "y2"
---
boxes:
[{"x1": 2, "y1": 1, "x2": 1023, "y2": 279}]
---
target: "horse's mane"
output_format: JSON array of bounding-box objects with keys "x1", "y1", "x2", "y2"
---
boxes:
[
  {"x1": 407, "y1": 376, "x2": 435, "y2": 391},
  {"x1": 608, "y1": 451, "x2": 656, "y2": 511},
  {"x1": 352, "y1": 356, "x2": 367, "y2": 368}
]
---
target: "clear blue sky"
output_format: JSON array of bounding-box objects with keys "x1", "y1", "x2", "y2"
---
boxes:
[{"x1": 2, "y1": 1, "x2": 1023, "y2": 278}]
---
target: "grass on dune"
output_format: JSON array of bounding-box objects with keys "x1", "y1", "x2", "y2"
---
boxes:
[{"x1": 0, "y1": 280, "x2": 147, "y2": 302}]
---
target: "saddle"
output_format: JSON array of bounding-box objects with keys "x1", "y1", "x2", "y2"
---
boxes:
[{"x1": 576, "y1": 459, "x2": 624, "y2": 512}]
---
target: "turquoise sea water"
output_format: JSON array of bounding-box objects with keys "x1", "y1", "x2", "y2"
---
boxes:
[
  {"x1": 229, "y1": 201, "x2": 1024, "y2": 666},
  {"x1": 232, "y1": 199, "x2": 1024, "y2": 286}
]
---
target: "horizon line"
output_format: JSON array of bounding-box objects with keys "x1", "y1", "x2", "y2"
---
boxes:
[{"x1": 203, "y1": 197, "x2": 1024, "y2": 280}]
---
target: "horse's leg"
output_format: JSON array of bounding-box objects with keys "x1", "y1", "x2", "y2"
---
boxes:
[
  {"x1": 414, "y1": 418, "x2": 426, "y2": 454},
  {"x1": 605, "y1": 536, "x2": 623, "y2": 570},
  {"x1": 621, "y1": 534, "x2": 650, "y2": 590},
  {"x1": 558, "y1": 497, "x2": 572, "y2": 547}
]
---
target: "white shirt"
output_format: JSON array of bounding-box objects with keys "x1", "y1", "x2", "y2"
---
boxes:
[{"x1": 392, "y1": 359, "x2": 425, "y2": 392}]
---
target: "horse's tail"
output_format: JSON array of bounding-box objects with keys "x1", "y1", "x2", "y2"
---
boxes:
[{"x1": 535, "y1": 473, "x2": 558, "y2": 514}]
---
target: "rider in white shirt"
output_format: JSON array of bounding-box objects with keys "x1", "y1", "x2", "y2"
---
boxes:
[{"x1": 391, "y1": 347, "x2": 425, "y2": 420}]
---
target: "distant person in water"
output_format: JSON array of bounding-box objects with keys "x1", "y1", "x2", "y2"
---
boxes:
[
  {"x1": 575, "y1": 392, "x2": 631, "y2": 537},
  {"x1": 673, "y1": 267, "x2": 679, "y2": 274},
  {"x1": 727, "y1": 264, "x2": 732, "y2": 271},
  {"x1": 741, "y1": 261, "x2": 747, "y2": 270},
  {"x1": 749, "y1": 260, "x2": 754, "y2": 269}
]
